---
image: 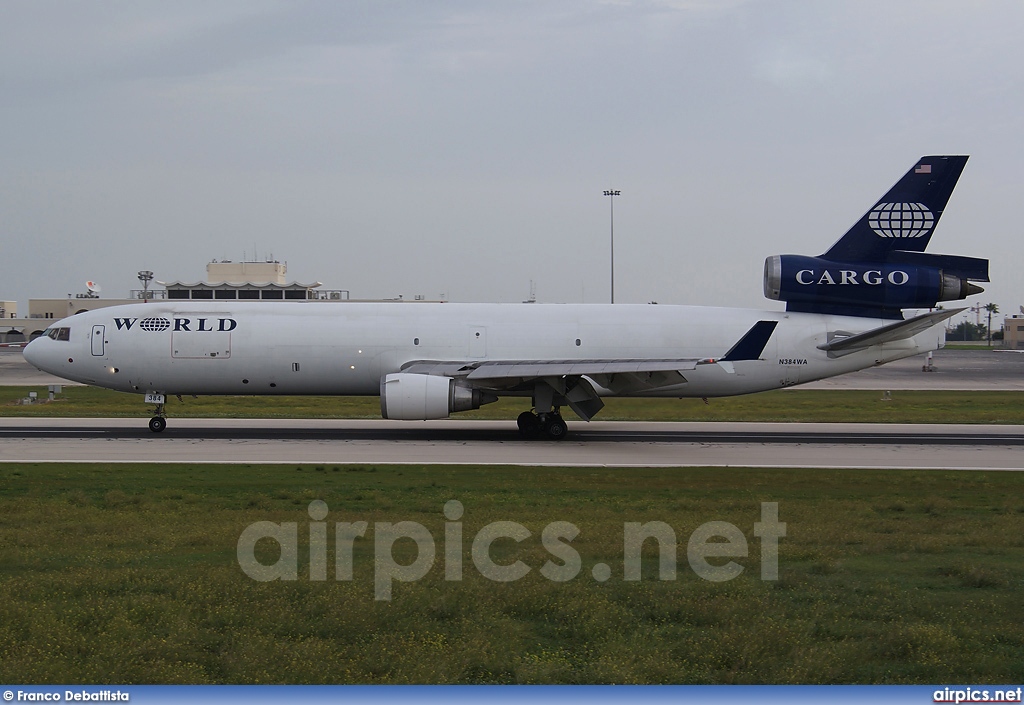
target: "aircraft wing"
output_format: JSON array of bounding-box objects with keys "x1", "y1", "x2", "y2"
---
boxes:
[
  {"x1": 400, "y1": 359, "x2": 706, "y2": 420},
  {"x1": 398, "y1": 320, "x2": 780, "y2": 419},
  {"x1": 401, "y1": 358, "x2": 703, "y2": 379},
  {"x1": 403, "y1": 319, "x2": 778, "y2": 380}
]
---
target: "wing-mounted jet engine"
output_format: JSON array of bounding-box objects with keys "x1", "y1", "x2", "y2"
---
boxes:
[{"x1": 763, "y1": 156, "x2": 988, "y2": 319}]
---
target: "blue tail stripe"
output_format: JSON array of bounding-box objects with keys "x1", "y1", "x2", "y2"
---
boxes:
[{"x1": 722, "y1": 321, "x2": 778, "y2": 362}]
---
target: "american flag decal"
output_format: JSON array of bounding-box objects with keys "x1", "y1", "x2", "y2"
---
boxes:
[{"x1": 914, "y1": 164, "x2": 932, "y2": 174}]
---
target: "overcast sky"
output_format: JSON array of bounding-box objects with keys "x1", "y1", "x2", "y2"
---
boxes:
[{"x1": 3, "y1": 0, "x2": 1023, "y2": 322}]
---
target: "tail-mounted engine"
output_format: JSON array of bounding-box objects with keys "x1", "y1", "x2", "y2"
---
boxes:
[{"x1": 764, "y1": 252, "x2": 987, "y2": 319}]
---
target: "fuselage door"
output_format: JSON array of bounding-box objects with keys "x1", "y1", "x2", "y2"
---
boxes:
[{"x1": 91, "y1": 325, "x2": 105, "y2": 356}]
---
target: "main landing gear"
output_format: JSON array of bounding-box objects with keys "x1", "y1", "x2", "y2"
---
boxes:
[
  {"x1": 517, "y1": 410, "x2": 568, "y2": 440},
  {"x1": 516, "y1": 378, "x2": 580, "y2": 440}
]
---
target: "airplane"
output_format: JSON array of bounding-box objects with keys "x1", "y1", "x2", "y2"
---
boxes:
[{"x1": 23, "y1": 155, "x2": 987, "y2": 439}]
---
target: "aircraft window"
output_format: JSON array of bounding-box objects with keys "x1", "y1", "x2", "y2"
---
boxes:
[{"x1": 42, "y1": 327, "x2": 74, "y2": 341}]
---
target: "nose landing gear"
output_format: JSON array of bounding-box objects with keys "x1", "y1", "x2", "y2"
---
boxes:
[{"x1": 144, "y1": 393, "x2": 167, "y2": 433}]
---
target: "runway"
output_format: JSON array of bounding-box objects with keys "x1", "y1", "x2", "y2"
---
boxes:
[{"x1": 2, "y1": 418, "x2": 1022, "y2": 469}]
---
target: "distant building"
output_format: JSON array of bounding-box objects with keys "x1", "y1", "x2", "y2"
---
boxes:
[
  {"x1": 27, "y1": 297, "x2": 138, "y2": 320},
  {"x1": 157, "y1": 259, "x2": 342, "y2": 301},
  {"x1": 1003, "y1": 315, "x2": 1024, "y2": 350},
  {"x1": 207, "y1": 260, "x2": 288, "y2": 285},
  {"x1": 0, "y1": 301, "x2": 19, "y2": 344}
]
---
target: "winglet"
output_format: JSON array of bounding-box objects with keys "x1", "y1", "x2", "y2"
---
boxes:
[{"x1": 721, "y1": 321, "x2": 778, "y2": 362}]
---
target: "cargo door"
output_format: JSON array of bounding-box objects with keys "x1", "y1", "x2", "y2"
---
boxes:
[{"x1": 170, "y1": 315, "x2": 233, "y2": 359}]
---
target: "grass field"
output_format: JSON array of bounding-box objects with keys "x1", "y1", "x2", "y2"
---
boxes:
[
  {"x1": 3, "y1": 385, "x2": 1024, "y2": 424},
  {"x1": 1, "y1": 463, "x2": 1023, "y2": 684}
]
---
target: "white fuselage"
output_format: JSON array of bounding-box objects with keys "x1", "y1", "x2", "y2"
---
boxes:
[{"x1": 23, "y1": 301, "x2": 943, "y2": 401}]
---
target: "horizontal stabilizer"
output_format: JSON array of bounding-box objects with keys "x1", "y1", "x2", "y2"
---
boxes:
[
  {"x1": 721, "y1": 321, "x2": 779, "y2": 362},
  {"x1": 817, "y1": 308, "x2": 961, "y2": 354}
]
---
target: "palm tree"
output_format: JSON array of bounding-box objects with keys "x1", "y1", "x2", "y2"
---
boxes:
[{"x1": 984, "y1": 303, "x2": 999, "y2": 346}]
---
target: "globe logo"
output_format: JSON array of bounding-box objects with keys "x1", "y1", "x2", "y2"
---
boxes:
[
  {"x1": 139, "y1": 317, "x2": 171, "y2": 332},
  {"x1": 868, "y1": 202, "x2": 934, "y2": 238}
]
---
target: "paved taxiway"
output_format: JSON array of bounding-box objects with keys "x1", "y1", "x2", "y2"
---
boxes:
[
  {"x1": 797, "y1": 347, "x2": 1024, "y2": 390},
  {"x1": 1, "y1": 418, "x2": 1021, "y2": 469}
]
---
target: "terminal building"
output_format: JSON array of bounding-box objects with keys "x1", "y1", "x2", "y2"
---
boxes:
[
  {"x1": 1, "y1": 259, "x2": 436, "y2": 343},
  {"x1": 160, "y1": 260, "x2": 345, "y2": 301}
]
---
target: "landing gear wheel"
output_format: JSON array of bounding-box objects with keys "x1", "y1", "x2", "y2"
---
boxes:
[
  {"x1": 517, "y1": 411, "x2": 541, "y2": 438},
  {"x1": 542, "y1": 414, "x2": 568, "y2": 440},
  {"x1": 149, "y1": 416, "x2": 167, "y2": 433}
]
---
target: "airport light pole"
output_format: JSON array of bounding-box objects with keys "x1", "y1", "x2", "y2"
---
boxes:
[
  {"x1": 603, "y1": 190, "x2": 620, "y2": 303},
  {"x1": 137, "y1": 270, "x2": 154, "y2": 300}
]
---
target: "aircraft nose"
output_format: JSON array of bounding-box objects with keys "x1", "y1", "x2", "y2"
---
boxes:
[{"x1": 22, "y1": 336, "x2": 47, "y2": 370}]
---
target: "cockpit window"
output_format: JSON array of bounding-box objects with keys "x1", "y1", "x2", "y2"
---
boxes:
[{"x1": 46, "y1": 327, "x2": 71, "y2": 341}]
